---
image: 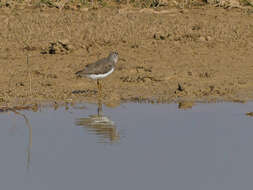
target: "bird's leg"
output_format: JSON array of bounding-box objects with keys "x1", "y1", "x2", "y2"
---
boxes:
[
  {"x1": 99, "y1": 80, "x2": 102, "y2": 93},
  {"x1": 97, "y1": 79, "x2": 102, "y2": 97},
  {"x1": 97, "y1": 79, "x2": 100, "y2": 91}
]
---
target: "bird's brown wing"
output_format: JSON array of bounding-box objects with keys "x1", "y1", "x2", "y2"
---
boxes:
[{"x1": 76, "y1": 57, "x2": 114, "y2": 76}]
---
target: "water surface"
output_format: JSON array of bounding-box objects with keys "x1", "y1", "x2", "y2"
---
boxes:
[{"x1": 0, "y1": 102, "x2": 253, "y2": 190}]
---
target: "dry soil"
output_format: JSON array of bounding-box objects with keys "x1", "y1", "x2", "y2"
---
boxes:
[{"x1": 0, "y1": 6, "x2": 253, "y2": 108}]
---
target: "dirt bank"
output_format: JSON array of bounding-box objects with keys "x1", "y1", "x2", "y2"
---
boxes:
[{"x1": 0, "y1": 6, "x2": 253, "y2": 108}]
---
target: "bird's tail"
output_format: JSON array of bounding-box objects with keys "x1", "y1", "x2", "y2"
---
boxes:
[{"x1": 75, "y1": 70, "x2": 84, "y2": 77}]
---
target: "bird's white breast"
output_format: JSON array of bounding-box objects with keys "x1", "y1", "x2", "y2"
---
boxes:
[{"x1": 87, "y1": 68, "x2": 114, "y2": 80}]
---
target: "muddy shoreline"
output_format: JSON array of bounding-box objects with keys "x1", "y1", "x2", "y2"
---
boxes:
[{"x1": 0, "y1": 6, "x2": 253, "y2": 108}]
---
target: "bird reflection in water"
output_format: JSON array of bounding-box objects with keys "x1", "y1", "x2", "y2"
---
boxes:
[{"x1": 75, "y1": 100, "x2": 119, "y2": 143}]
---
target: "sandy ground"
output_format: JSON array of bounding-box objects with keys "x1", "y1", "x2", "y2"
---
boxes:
[{"x1": 0, "y1": 6, "x2": 253, "y2": 108}]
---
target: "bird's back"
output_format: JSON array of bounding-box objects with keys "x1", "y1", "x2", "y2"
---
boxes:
[{"x1": 76, "y1": 57, "x2": 114, "y2": 76}]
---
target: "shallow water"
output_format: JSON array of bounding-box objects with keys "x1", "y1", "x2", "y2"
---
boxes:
[{"x1": 0, "y1": 102, "x2": 253, "y2": 190}]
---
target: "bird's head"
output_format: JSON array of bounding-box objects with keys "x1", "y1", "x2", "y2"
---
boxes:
[{"x1": 108, "y1": 52, "x2": 119, "y2": 64}]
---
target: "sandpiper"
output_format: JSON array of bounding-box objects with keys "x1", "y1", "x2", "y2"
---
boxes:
[{"x1": 75, "y1": 52, "x2": 119, "y2": 94}]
